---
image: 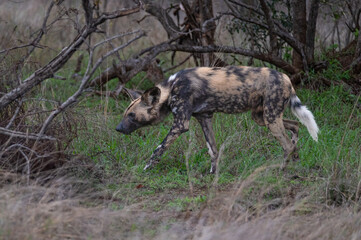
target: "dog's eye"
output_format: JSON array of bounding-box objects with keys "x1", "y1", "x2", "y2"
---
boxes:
[{"x1": 128, "y1": 112, "x2": 135, "y2": 119}]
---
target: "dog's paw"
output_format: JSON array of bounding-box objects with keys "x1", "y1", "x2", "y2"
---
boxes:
[
  {"x1": 143, "y1": 158, "x2": 158, "y2": 171},
  {"x1": 143, "y1": 163, "x2": 153, "y2": 171}
]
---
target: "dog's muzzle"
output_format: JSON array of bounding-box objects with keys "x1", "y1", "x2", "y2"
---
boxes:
[
  {"x1": 115, "y1": 122, "x2": 139, "y2": 135},
  {"x1": 116, "y1": 123, "x2": 129, "y2": 134}
]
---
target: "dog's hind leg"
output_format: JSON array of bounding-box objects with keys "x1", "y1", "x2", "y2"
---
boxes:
[
  {"x1": 283, "y1": 119, "x2": 299, "y2": 161},
  {"x1": 265, "y1": 117, "x2": 296, "y2": 170},
  {"x1": 195, "y1": 114, "x2": 218, "y2": 174},
  {"x1": 283, "y1": 119, "x2": 299, "y2": 144},
  {"x1": 252, "y1": 106, "x2": 266, "y2": 126},
  {"x1": 252, "y1": 106, "x2": 299, "y2": 167}
]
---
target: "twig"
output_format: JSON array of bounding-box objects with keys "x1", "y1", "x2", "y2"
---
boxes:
[
  {"x1": 94, "y1": 4, "x2": 141, "y2": 25},
  {"x1": 1, "y1": 143, "x2": 41, "y2": 157},
  {"x1": 0, "y1": 43, "x2": 44, "y2": 55},
  {"x1": 5, "y1": 98, "x2": 23, "y2": 129},
  {"x1": 165, "y1": 44, "x2": 297, "y2": 74},
  {"x1": 93, "y1": 30, "x2": 141, "y2": 49},
  {"x1": 164, "y1": 54, "x2": 192, "y2": 73},
  {"x1": 227, "y1": 0, "x2": 262, "y2": 15},
  {"x1": 0, "y1": 127, "x2": 57, "y2": 141},
  {"x1": 22, "y1": 1, "x2": 55, "y2": 61}
]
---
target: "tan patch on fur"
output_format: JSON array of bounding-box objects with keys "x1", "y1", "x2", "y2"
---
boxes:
[
  {"x1": 157, "y1": 85, "x2": 170, "y2": 105},
  {"x1": 193, "y1": 67, "x2": 261, "y2": 95}
]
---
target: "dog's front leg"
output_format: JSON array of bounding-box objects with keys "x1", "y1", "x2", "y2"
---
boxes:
[{"x1": 144, "y1": 117, "x2": 190, "y2": 171}]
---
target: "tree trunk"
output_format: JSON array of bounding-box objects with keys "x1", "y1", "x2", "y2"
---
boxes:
[
  {"x1": 291, "y1": 0, "x2": 307, "y2": 71},
  {"x1": 306, "y1": 0, "x2": 320, "y2": 63},
  {"x1": 199, "y1": 0, "x2": 216, "y2": 66}
]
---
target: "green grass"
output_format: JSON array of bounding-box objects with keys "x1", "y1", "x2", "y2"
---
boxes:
[{"x1": 43, "y1": 67, "x2": 361, "y2": 210}]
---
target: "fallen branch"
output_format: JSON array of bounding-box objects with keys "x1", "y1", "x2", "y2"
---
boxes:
[
  {"x1": 90, "y1": 41, "x2": 297, "y2": 88},
  {"x1": 0, "y1": 127, "x2": 57, "y2": 141}
]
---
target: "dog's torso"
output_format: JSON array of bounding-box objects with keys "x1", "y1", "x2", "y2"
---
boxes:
[{"x1": 160, "y1": 66, "x2": 294, "y2": 116}]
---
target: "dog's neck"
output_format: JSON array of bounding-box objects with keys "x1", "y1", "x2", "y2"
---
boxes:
[
  {"x1": 157, "y1": 84, "x2": 171, "y2": 107},
  {"x1": 150, "y1": 83, "x2": 171, "y2": 124}
]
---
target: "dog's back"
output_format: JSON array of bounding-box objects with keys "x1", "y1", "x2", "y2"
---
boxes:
[{"x1": 165, "y1": 66, "x2": 295, "y2": 115}]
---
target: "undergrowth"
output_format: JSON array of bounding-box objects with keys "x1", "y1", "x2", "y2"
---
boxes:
[
  {"x1": 1, "y1": 61, "x2": 361, "y2": 240},
  {"x1": 57, "y1": 71, "x2": 361, "y2": 210}
]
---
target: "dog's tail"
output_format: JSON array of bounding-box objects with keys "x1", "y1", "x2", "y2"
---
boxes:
[{"x1": 290, "y1": 95, "x2": 319, "y2": 141}]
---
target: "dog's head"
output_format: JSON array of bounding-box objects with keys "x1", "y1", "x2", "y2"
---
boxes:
[{"x1": 116, "y1": 87, "x2": 163, "y2": 135}]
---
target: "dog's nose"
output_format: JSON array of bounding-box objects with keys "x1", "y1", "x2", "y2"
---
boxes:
[{"x1": 115, "y1": 123, "x2": 123, "y2": 132}]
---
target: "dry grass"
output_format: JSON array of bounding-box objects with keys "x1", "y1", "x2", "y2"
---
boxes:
[{"x1": 1, "y1": 164, "x2": 361, "y2": 240}]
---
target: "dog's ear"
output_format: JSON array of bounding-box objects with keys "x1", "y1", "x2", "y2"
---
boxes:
[
  {"x1": 141, "y1": 87, "x2": 161, "y2": 106},
  {"x1": 123, "y1": 87, "x2": 142, "y2": 101}
]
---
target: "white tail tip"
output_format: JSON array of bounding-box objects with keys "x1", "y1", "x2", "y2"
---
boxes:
[{"x1": 290, "y1": 96, "x2": 319, "y2": 141}]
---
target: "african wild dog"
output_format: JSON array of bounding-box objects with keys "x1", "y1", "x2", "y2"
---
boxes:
[{"x1": 116, "y1": 66, "x2": 319, "y2": 173}]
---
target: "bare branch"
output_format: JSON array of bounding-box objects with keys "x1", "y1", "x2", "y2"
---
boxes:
[
  {"x1": 0, "y1": 127, "x2": 57, "y2": 141},
  {"x1": 165, "y1": 44, "x2": 297, "y2": 74},
  {"x1": 0, "y1": 27, "x2": 92, "y2": 111},
  {"x1": 93, "y1": 5, "x2": 142, "y2": 26},
  {"x1": 0, "y1": 4, "x2": 141, "y2": 111},
  {"x1": 93, "y1": 30, "x2": 141, "y2": 49},
  {"x1": 5, "y1": 99, "x2": 23, "y2": 129},
  {"x1": 227, "y1": 0, "x2": 262, "y2": 16},
  {"x1": 223, "y1": 11, "x2": 268, "y2": 29},
  {"x1": 23, "y1": 1, "x2": 55, "y2": 60},
  {"x1": 0, "y1": 43, "x2": 44, "y2": 55},
  {"x1": 142, "y1": 0, "x2": 181, "y2": 38},
  {"x1": 164, "y1": 54, "x2": 192, "y2": 73},
  {"x1": 91, "y1": 40, "x2": 297, "y2": 89},
  {"x1": 38, "y1": 31, "x2": 145, "y2": 134}
]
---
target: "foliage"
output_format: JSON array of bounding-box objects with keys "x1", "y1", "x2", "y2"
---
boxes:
[{"x1": 226, "y1": 0, "x2": 293, "y2": 58}]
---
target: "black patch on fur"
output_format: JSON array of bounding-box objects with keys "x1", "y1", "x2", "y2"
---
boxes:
[{"x1": 292, "y1": 101, "x2": 302, "y2": 108}]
